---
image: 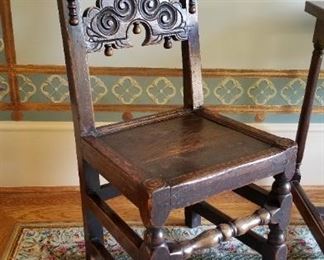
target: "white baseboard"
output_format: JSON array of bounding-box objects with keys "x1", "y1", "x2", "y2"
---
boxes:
[{"x1": 0, "y1": 121, "x2": 323, "y2": 187}]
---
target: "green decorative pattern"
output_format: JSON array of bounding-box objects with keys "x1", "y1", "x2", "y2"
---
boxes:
[
  {"x1": 1, "y1": 72, "x2": 324, "y2": 122},
  {"x1": 8, "y1": 225, "x2": 324, "y2": 259},
  {"x1": 16, "y1": 74, "x2": 324, "y2": 106}
]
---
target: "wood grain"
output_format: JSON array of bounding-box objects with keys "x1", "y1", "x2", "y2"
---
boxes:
[{"x1": 100, "y1": 113, "x2": 279, "y2": 182}]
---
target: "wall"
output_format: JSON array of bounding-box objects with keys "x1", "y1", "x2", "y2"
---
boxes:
[{"x1": 10, "y1": 0, "x2": 314, "y2": 68}]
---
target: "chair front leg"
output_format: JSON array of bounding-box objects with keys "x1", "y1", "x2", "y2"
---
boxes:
[
  {"x1": 264, "y1": 172, "x2": 293, "y2": 260},
  {"x1": 139, "y1": 179, "x2": 171, "y2": 260},
  {"x1": 140, "y1": 227, "x2": 171, "y2": 260}
]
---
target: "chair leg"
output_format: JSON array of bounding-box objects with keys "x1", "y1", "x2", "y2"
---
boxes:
[
  {"x1": 79, "y1": 160, "x2": 104, "y2": 260},
  {"x1": 140, "y1": 227, "x2": 171, "y2": 260},
  {"x1": 185, "y1": 206, "x2": 201, "y2": 228},
  {"x1": 264, "y1": 173, "x2": 293, "y2": 260},
  {"x1": 139, "y1": 195, "x2": 171, "y2": 259}
]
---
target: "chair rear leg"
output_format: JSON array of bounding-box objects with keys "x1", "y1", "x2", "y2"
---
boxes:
[
  {"x1": 264, "y1": 173, "x2": 293, "y2": 260},
  {"x1": 185, "y1": 206, "x2": 201, "y2": 228},
  {"x1": 79, "y1": 160, "x2": 104, "y2": 260}
]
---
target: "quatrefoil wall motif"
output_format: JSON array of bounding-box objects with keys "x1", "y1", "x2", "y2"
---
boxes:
[
  {"x1": 83, "y1": 0, "x2": 189, "y2": 55},
  {"x1": 41, "y1": 75, "x2": 69, "y2": 103},
  {"x1": 214, "y1": 78, "x2": 243, "y2": 105},
  {"x1": 17, "y1": 75, "x2": 37, "y2": 103},
  {"x1": 280, "y1": 78, "x2": 306, "y2": 105},
  {"x1": 112, "y1": 76, "x2": 143, "y2": 104},
  {"x1": 248, "y1": 78, "x2": 277, "y2": 105},
  {"x1": 146, "y1": 77, "x2": 176, "y2": 104}
]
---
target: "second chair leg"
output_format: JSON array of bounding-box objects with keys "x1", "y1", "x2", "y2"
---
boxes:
[
  {"x1": 140, "y1": 227, "x2": 171, "y2": 260},
  {"x1": 185, "y1": 206, "x2": 201, "y2": 228},
  {"x1": 79, "y1": 160, "x2": 104, "y2": 260},
  {"x1": 264, "y1": 173, "x2": 293, "y2": 260}
]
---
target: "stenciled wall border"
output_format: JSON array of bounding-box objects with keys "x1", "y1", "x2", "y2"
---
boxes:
[{"x1": 0, "y1": 0, "x2": 323, "y2": 123}]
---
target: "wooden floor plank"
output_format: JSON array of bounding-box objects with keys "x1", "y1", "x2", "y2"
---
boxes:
[{"x1": 0, "y1": 186, "x2": 323, "y2": 258}]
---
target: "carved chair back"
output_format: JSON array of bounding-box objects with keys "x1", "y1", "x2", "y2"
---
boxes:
[{"x1": 58, "y1": 0, "x2": 204, "y2": 136}]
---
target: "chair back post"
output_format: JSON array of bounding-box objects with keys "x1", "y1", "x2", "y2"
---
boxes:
[
  {"x1": 57, "y1": 0, "x2": 96, "y2": 138},
  {"x1": 181, "y1": 0, "x2": 204, "y2": 109},
  {"x1": 295, "y1": 18, "x2": 324, "y2": 181}
]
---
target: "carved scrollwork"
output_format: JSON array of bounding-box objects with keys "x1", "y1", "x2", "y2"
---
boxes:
[{"x1": 83, "y1": 0, "x2": 189, "y2": 55}]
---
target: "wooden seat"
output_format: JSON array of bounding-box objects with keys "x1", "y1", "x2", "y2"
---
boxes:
[
  {"x1": 84, "y1": 109, "x2": 295, "y2": 209},
  {"x1": 57, "y1": 0, "x2": 298, "y2": 259}
]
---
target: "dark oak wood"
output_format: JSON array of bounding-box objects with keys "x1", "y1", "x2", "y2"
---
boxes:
[
  {"x1": 96, "y1": 108, "x2": 191, "y2": 135},
  {"x1": 188, "y1": 202, "x2": 272, "y2": 256},
  {"x1": 171, "y1": 208, "x2": 272, "y2": 259},
  {"x1": 67, "y1": 0, "x2": 78, "y2": 26},
  {"x1": 83, "y1": 0, "x2": 189, "y2": 55},
  {"x1": 266, "y1": 173, "x2": 293, "y2": 259},
  {"x1": 317, "y1": 207, "x2": 324, "y2": 219},
  {"x1": 85, "y1": 193, "x2": 143, "y2": 258},
  {"x1": 234, "y1": 184, "x2": 269, "y2": 206},
  {"x1": 292, "y1": 181, "x2": 324, "y2": 252},
  {"x1": 184, "y1": 206, "x2": 201, "y2": 228},
  {"x1": 305, "y1": 1, "x2": 324, "y2": 19},
  {"x1": 98, "y1": 113, "x2": 285, "y2": 183},
  {"x1": 98, "y1": 183, "x2": 121, "y2": 201},
  {"x1": 181, "y1": 1, "x2": 204, "y2": 109},
  {"x1": 291, "y1": 1, "x2": 324, "y2": 253},
  {"x1": 58, "y1": 0, "x2": 298, "y2": 259}
]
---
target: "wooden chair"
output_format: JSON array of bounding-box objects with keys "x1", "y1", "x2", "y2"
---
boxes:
[
  {"x1": 291, "y1": 1, "x2": 324, "y2": 253},
  {"x1": 57, "y1": 0, "x2": 297, "y2": 259}
]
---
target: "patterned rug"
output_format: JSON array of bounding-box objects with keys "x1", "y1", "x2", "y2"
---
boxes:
[{"x1": 4, "y1": 223, "x2": 324, "y2": 259}]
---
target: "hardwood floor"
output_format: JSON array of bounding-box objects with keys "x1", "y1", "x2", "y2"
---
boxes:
[{"x1": 0, "y1": 186, "x2": 323, "y2": 258}]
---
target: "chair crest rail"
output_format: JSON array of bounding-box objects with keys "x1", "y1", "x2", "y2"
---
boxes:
[{"x1": 74, "y1": 0, "x2": 192, "y2": 56}]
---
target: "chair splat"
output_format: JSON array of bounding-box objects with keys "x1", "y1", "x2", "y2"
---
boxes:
[{"x1": 82, "y1": 0, "x2": 191, "y2": 56}]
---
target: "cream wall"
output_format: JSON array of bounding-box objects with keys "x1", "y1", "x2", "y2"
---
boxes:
[{"x1": 11, "y1": 0, "x2": 314, "y2": 69}]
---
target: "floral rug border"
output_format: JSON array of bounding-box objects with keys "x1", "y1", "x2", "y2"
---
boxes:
[
  {"x1": 3, "y1": 222, "x2": 324, "y2": 259},
  {"x1": 3, "y1": 222, "x2": 83, "y2": 260}
]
